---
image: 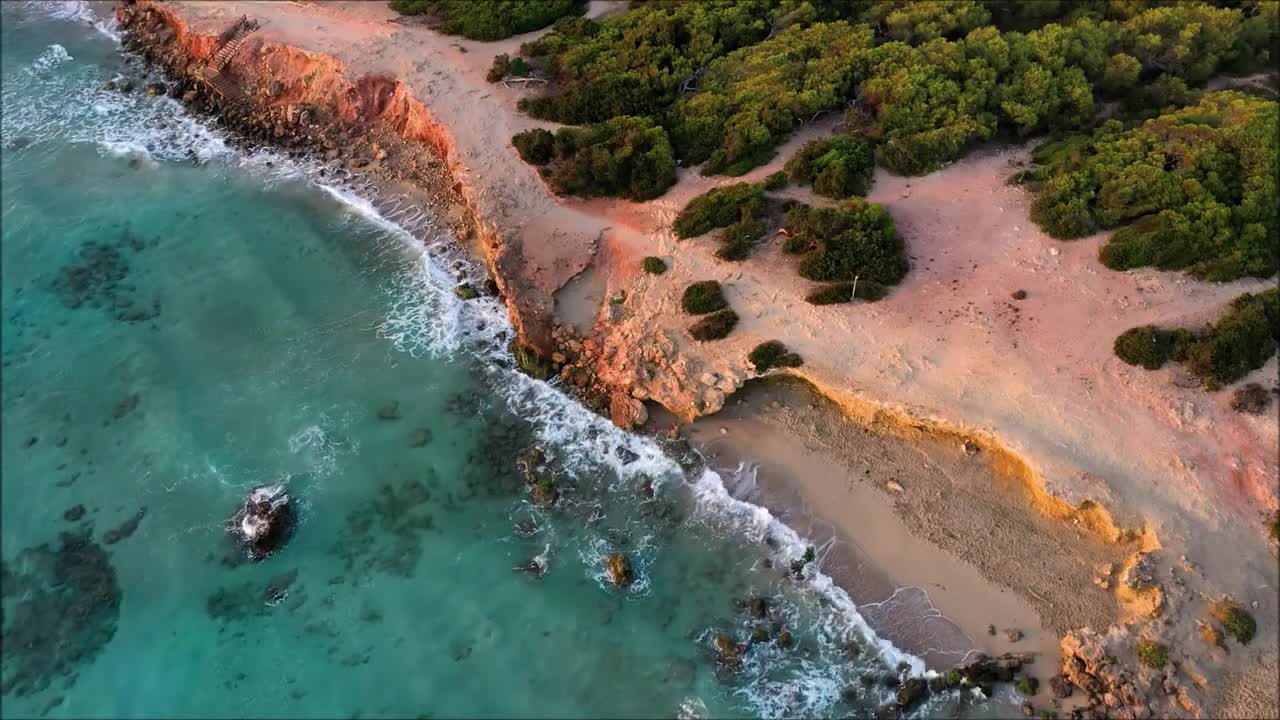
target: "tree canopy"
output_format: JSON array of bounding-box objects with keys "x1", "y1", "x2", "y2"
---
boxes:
[
  {"x1": 1029, "y1": 91, "x2": 1278, "y2": 280},
  {"x1": 388, "y1": 0, "x2": 584, "y2": 40}
]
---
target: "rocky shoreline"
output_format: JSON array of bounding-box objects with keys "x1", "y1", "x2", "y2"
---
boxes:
[{"x1": 110, "y1": 3, "x2": 1277, "y2": 718}]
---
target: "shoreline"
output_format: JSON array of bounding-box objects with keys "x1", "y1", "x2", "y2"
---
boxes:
[
  {"x1": 683, "y1": 379, "x2": 1091, "y2": 678},
  {"x1": 106, "y1": 2, "x2": 1279, "y2": 717}
]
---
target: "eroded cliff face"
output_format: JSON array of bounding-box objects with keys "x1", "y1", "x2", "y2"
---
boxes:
[{"x1": 114, "y1": 1, "x2": 552, "y2": 351}]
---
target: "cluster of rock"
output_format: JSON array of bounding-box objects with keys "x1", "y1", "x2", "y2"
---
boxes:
[{"x1": 1058, "y1": 628, "x2": 1193, "y2": 719}]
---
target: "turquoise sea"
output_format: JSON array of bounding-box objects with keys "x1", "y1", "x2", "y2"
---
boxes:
[{"x1": 1, "y1": 5, "x2": 1015, "y2": 718}]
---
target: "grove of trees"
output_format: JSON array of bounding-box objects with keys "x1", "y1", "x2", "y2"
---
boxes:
[{"x1": 388, "y1": 0, "x2": 584, "y2": 40}]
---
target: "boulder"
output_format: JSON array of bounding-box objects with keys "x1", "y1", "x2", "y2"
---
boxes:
[
  {"x1": 230, "y1": 485, "x2": 293, "y2": 561},
  {"x1": 604, "y1": 553, "x2": 633, "y2": 588},
  {"x1": 713, "y1": 633, "x2": 745, "y2": 671},
  {"x1": 896, "y1": 677, "x2": 928, "y2": 709},
  {"x1": 609, "y1": 391, "x2": 647, "y2": 430}
]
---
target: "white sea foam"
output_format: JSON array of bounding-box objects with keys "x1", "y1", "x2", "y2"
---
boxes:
[
  {"x1": 30, "y1": 43, "x2": 72, "y2": 71},
  {"x1": 25, "y1": 1, "x2": 120, "y2": 41}
]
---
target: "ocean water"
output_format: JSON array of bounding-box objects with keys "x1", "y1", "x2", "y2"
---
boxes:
[{"x1": 1, "y1": 5, "x2": 1008, "y2": 718}]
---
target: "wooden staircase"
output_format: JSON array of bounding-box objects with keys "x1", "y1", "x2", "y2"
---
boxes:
[{"x1": 198, "y1": 16, "x2": 256, "y2": 101}]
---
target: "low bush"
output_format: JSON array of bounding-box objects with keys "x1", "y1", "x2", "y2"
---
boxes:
[
  {"x1": 1135, "y1": 641, "x2": 1168, "y2": 669},
  {"x1": 749, "y1": 340, "x2": 803, "y2": 372},
  {"x1": 805, "y1": 279, "x2": 888, "y2": 305},
  {"x1": 641, "y1": 256, "x2": 667, "y2": 275},
  {"x1": 716, "y1": 219, "x2": 765, "y2": 261},
  {"x1": 1231, "y1": 383, "x2": 1272, "y2": 414},
  {"x1": 689, "y1": 309, "x2": 738, "y2": 341},
  {"x1": 1210, "y1": 599, "x2": 1257, "y2": 644},
  {"x1": 681, "y1": 280, "x2": 727, "y2": 315},
  {"x1": 673, "y1": 183, "x2": 765, "y2": 239},
  {"x1": 487, "y1": 53, "x2": 532, "y2": 82},
  {"x1": 784, "y1": 135, "x2": 875, "y2": 199},
  {"x1": 1114, "y1": 289, "x2": 1280, "y2": 388},
  {"x1": 512, "y1": 116, "x2": 676, "y2": 201},
  {"x1": 764, "y1": 171, "x2": 788, "y2": 191},
  {"x1": 389, "y1": 0, "x2": 584, "y2": 40},
  {"x1": 783, "y1": 199, "x2": 907, "y2": 285},
  {"x1": 1014, "y1": 677, "x2": 1039, "y2": 696},
  {"x1": 1112, "y1": 326, "x2": 1192, "y2": 370},
  {"x1": 1028, "y1": 92, "x2": 1278, "y2": 281},
  {"x1": 512, "y1": 128, "x2": 554, "y2": 165}
]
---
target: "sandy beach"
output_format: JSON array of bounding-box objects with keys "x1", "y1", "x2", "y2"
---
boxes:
[{"x1": 109, "y1": 1, "x2": 1280, "y2": 716}]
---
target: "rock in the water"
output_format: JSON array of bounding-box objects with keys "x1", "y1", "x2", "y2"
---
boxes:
[
  {"x1": 453, "y1": 284, "x2": 479, "y2": 300},
  {"x1": 896, "y1": 677, "x2": 929, "y2": 709},
  {"x1": 513, "y1": 520, "x2": 537, "y2": 537},
  {"x1": 229, "y1": 485, "x2": 293, "y2": 561},
  {"x1": 63, "y1": 505, "x2": 86, "y2": 522},
  {"x1": 713, "y1": 633, "x2": 745, "y2": 672},
  {"x1": 604, "y1": 553, "x2": 633, "y2": 588},
  {"x1": 143, "y1": 82, "x2": 166, "y2": 96},
  {"x1": 407, "y1": 428, "x2": 432, "y2": 448},
  {"x1": 376, "y1": 401, "x2": 401, "y2": 420},
  {"x1": 102, "y1": 507, "x2": 146, "y2": 545}
]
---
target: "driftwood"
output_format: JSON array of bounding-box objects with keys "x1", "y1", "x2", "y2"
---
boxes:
[{"x1": 502, "y1": 77, "x2": 548, "y2": 87}]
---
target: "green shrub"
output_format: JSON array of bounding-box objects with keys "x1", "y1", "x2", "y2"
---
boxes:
[
  {"x1": 518, "y1": 1, "x2": 776, "y2": 124},
  {"x1": 716, "y1": 219, "x2": 765, "y2": 261},
  {"x1": 749, "y1": 340, "x2": 803, "y2": 372},
  {"x1": 1135, "y1": 641, "x2": 1168, "y2": 670},
  {"x1": 1184, "y1": 291, "x2": 1279, "y2": 388},
  {"x1": 1114, "y1": 290, "x2": 1279, "y2": 388},
  {"x1": 805, "y1": 279, "x2": 888, "y2": 305},
  {"x1": 1015, "y1": 677, "x2": 1039, "y2": 696},
  {"x1": 1029, "y1": 92, "x2": 1278, "y2": 281},
  {"x1": 642, "y1": 256, "x2": 667, "y2": 275},
  {"x1": 784, "y1": 199, "x2": 907, "y2": 285},
  {"x1": 784, "y1": 135, "x2": 875, "y2": 199},
  {"x1": 1113, "y1": 326, "x2": 1192, "y2": 370},
  {"x1": 673, "y1": 183, "x2": 765, "y2": 239},
  {"x1": 512, "y1": 128, "x2": 555, "y2": 165},
  {"x1": 690, "y1": 309, "x2": 738, "y2": 341},
  {"x1": 1231, "y1": 382, "x2": 1273, "y2": 414},
  {"x1": 681, "y1": 281, "x2": 727, "y2": 315},
  {"x1": 670, "y1": 22, "x2": 875, "y2": 176},
  {"x1": 764, "y1": 171, "x2": 788, "y2": 191},
  {"x1": 1211, "y1": 599, "x2": 1257, "y2": 644},
  {"x1": 389, "y1": 0, "x2": 584, "y2": 40},
  {"x1": 487, "y1": 53, "x2": 532, "y2": 82},
  {"x1": 513, "y1": 116, "x2": 676, "y2": 201}
]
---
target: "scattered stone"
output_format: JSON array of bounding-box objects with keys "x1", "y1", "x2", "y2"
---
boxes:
[
  {"x1": 987, "y1": 624, "x2": 998, "y2": 636},
  {"x1": 63, "y1": 504, "x2": 86, "y2": 522},
  {"x1": 229, "y1": 485, "x2": 293, "y2": 561},
  {"x1": 604, "y1": 553, "x2": 633, "y2": 588},
  {"x1": 143, "y1": 82, "x2": 166, "y2": 96},
  {"x1": 376, "y1": 401, "x2": 400, "y2": 420},
  {"x1": 963, "y1": 439, "x2": 980, "y2": 456},
  {"x1": 885, "y1": 480, "x2": 904, "y2": 493},
  {"x1": 1006, "y1": 627, "x2": 1023, "y2": 642},
  {"x1": 1012, "y1": 289, "x2": 1028, "y2": 300},
  {"x1": 407, "y1": 428, "x2": 432, "y2": 448}
]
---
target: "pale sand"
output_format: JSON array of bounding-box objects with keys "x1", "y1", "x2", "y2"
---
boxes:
[
  {"x1": 684, "y1": 378, "x2": 1119, "y2": 671},
  {"x1": 149, "y1": 3, "x2": 1278, "y2": 714}
]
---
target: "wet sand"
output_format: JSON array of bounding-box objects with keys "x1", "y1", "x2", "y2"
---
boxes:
[{"x1": 685, "y1": 377, "x2": 1129, "y2": 681}]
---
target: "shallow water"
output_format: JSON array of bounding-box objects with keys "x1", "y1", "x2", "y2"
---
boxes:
[{"x1": 1, "y1": 5, "x2": 1009, "y2": 718}]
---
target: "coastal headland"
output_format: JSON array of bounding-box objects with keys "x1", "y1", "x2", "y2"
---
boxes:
[{"x1": 112, "y1": 2, "x2": 1278, "y2": 717}]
